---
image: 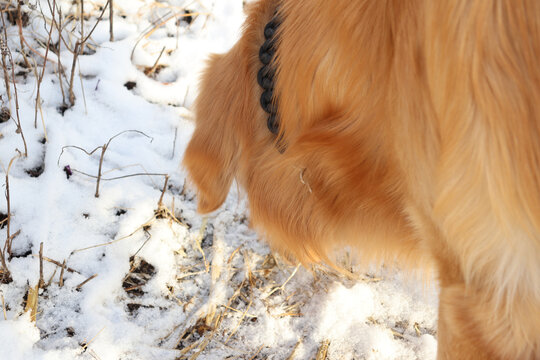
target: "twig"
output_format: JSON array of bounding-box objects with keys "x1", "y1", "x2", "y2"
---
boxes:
[
  {"x1": 186, "y1": 311, "x2": 222, "y2": 360},
  {"x1": 248, "y1": 345, "x2": 264, "y2": 360},
  {"x1": 21, "y1": 33, "x2": 58, "y2": 63},
  {"x1": 75, "y1": 273, "x2": 97, "y2": 289},
  {"x1": 59, "y1": 144, "x2": 104, "y2": 159},
  {"x1": 56, "y1": 7, "x2": 67, "y2": 106},
  {"x1": 144, "y1": 11, "x2": 206, "y2": 40},
  {"x1": 286, "y1": 340, "x2": 302, "y2": 360},
  {"x1": 70, "y1": 215, "x2": 154, "y2": 254},
  {"x1": 68, "y1": 131, "x2": 152, "y2": 156},
  {"x1": 72, "y1": 169, "x2": 169, "y2": 181},
  {"x1": 68, "y1": 40, "x2": 79, "y2": 105},
  {"x1": 67, "y1": 0, "x2": 110, "y2": 107},
  {"x1": 157, "y1": 175, "x2": 169, "y2": 207},
  {"x1": 176, "y1": 270, "x2": 206, "y2": 280},
  {"x1": 16, "y1": 2, "x2": 32, "y2": 70},
  {"x1": 224, "y1": 298, "x2": 253, "y2": 344},
  {"x1": 1, "y1": 293, "x2": 6, "y2": 320},
  {"x1": 43, "y1": 0, "x2": 73, "y2": 58},
  {"x1": 414, "y1": 322, "x2": 422, "y2": 336},
  {"x1": 24, "y1": 284, "x2": 39, "y2": 322},
  {"x1": 316, "y1": 340, "x2": 330, "y2": 360},
  {"x1": 67, "y1": 0, "x2": 109, "y2": 93},
  {"x1": 0, "y1": 12, "x2": 27, "y2": 156},
  {"x1": 58, "y1": 130, "x2": 154, "y2": 196},
  {"x1": 227, "y1": 246, "x2": 242, "y2": 265},
  {"x1": 171, "y1": 126, "x2": 178, "y2": 159},
  {"x1": 46, "y1": 267, "x2": 58, "y2": 288},
  {"x1": 57, "y1": 130, "x2": 153, "y2": 165},
  {"x1": 93, "y1": 130, "x2": 153, "y2": 197},
  {"x1": 0, "y1": 37, "x2": 10, "y2": 101},
  {"x1": 176, "y1": 338, "x2": 200, "y2": 358},
  {"x1": 277, "y1": 312, "x2": 302, "y2": 318},
  {"x1": 267, "y1": 264, "x2": 300, "y2": 297},
  {"x1": 4, "y1": 154, "x2": 21, "y2": 258},
  {"x1": 94, "y1": 142, "x2": 106, "y2": 197},
  {"x1": 109, "y1": 0, "x2": 113, "y2": 41},
  {"x1": 130, "y1": 228, "x2": 152, "y2": 258},
  {"x1": 129, "y1": 11, "x2": 207, "y2": 61},
  {"x1": 59, "y1": 260, "x2": 66, "y2": 287},
  {"x1": 81, "y1": 326, "x2": 105, "y2": 350},
  {"x1": 29, "y1": 57, "x2": 49, "y2": 142},
  {"x1": 145, "y1": 46, "x2": 165, "y2": 76},
  {"x1": 77, "y1": 58, "x2": 88, "y2": 113},
  {"x1": 0, "y1": 229, "x2": 18, "y2": 280},
  {"x1": 106, "y1": 129, "x2": 153, "y2": 148},
  {"x1": 79, "y1": 0, "x2": 84, "y2": 48},
  {"x1": 30, "y1": 254, "x2": 79, "y2": 274},
  {"x1": 243, "y1": 250, "x2": 255, "y2": 288},
  {"x1": 0, "y1": 244, "x2": 9, "y2": 283},
  {"x1": 80, "y1": 0, "x2": 109, "y2": 44},
  {"x1": 220, "y1": 305, "x2": 256, "y2": 318},
  {"x1": 35, "y1": 0, "x2": 56, "y2": 128},
  {"x1": 38, "y1": 242, "x2": 44, "y2": 289},
  {"x1": 195, "y1": 218, "x2": 209, "y2": 272}
]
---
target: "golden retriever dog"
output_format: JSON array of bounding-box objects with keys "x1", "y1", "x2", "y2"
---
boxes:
[{"x1": 183, "y1": 0, "x2": 540, "y2": 358}]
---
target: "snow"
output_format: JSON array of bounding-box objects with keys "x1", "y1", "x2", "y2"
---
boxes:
[{"x1": 0, "y1": 1, "x2": 438, "y2": 359}]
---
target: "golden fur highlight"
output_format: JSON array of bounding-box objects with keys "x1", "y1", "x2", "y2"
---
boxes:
[{"x1": 183, "y1": 0, "x2": 540, "y2": 358}]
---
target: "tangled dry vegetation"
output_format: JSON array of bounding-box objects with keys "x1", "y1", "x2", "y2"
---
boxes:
[
  {"x1": 0, "y1": 0, "x2": 206, "y2": 288},
  {"x1": 0, "y1": 0, "x2": 115, "y2": 282}
]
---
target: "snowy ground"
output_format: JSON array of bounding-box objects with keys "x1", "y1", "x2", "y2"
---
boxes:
[{"x1": 0, "y1": 1, "x2": 438, "y2": 359}]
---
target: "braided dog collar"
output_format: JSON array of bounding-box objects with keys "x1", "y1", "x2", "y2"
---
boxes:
[{"x1": 258, "y1": 15, "x2": 280, "y2": 135}]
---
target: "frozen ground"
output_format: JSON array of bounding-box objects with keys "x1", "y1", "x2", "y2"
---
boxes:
[{"x1": 0, "y1": 1, "x2": 438, "y2": 359}]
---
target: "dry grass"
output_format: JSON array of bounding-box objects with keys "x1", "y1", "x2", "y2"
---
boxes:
[
  {"x1": 315, "y1": 340, "x2": 330, "y2": 360},
  {"x1": 24, "y1": 283, "x2": 39, "y2": 322}
]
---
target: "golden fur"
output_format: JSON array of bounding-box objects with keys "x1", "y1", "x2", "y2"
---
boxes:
[{"x1": 183, "y1": 1, "x2": 540, "y2": 358}]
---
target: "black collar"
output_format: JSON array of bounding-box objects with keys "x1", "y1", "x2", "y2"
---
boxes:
[{"x1": 258, "y1": 15, "x2": 280, "y2": 135}]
